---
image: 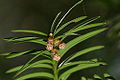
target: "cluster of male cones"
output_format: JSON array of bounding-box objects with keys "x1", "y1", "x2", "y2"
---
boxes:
[{"x1": 46, "y1": 33, "x2": 66, "y2": 61}]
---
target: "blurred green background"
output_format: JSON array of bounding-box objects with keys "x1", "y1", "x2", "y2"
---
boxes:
[{"x1": 0, "y1": 0, "x2": 120, "y2": 80}]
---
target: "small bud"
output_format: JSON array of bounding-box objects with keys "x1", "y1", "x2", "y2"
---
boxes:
[
  {"x1": 53, "y1": 54, "x2": 61, "y2": 61},
  {"x1": 49, "y1": 33, "x2": 53, "y2": 37},
  {"x1": 48, "y1": 37, "x2": 54, "y2": 44},
  {"x1": 46, "y1": 44, "x2": 53, "y2": 50},
  {"x1": 59, "y1": 43, "x2": 66, "y2": 49},
  {"x1": 54, "y1": 39, "x2": 61, "y2": 46},
  {"x1": 51, "y1": 49, "x2": 58, "y2": 55}
]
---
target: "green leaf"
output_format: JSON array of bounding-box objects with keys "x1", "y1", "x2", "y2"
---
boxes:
[
  {"x1": 6, "y1": 66, "x2": 22, "y2": 73},
  {"x1": 59, "y1": 60, "x2": 97, "y2": 70},
  {"x1": 3, "y1": 50, "x2": 50, "y2": 58},
  {"x1": 14, "y1": 51, "x2": 48, "y2": 77},
  {"x1": 51, "y1": 12, "x2": 62, "y2": 32},
  {"x1": 61, "y1": 74, "x2": 71, "y2": 80},
  {"x1": 88, "y1": 78, "x2": 93, "y2": 80},
  {"x1": 65, "y1": 46, "x2": 104, "y2": 63},
  {"x1": 31, "y1": 63, "x2": 52, "y2": 69},
  {"x1": 58, "y1": 28, "x2": 107, "y2": 57},
  {"x1": 4, "y1": 37, "x2": 47, "y2": 45},
  {"x1": 93, "y1": 74, "x2": 102, "y2": 79},
  {"x1": 31, "y1": 50, "x2": 51, "y2": 56},
  {"x1": 70, "y1": 16, "x2": 101, "y2": 33},
  {"x1": 41, "y1": 50, "x2": 51, "y2": 56},
  {"x1": 81, "y1": 77, "x2": 87, "y2": 80},
  {"x1": 104, "y1": 73, "x2": 115, "y2": 80},
  {"x1": 12, "y1": 30, "x2": 47, "y2": 36},
  {"x1": 104, "y1": 73, "x2": 111, "y2": 77},
  {"x1": 54, "y1": 0, "x2": 83, "y2": 33},
  {"x1": 0, "y1": 50, "x2": 43, "y2": 56},
  {"x1": 6, "y1": 59, "x2": 52, "y2": 73},
  {"x1": 4, "y1": 37, "x2": 39, "y2": 42},
  {"x1": 55, "y1": 33, "x2": 79, "y2": 39},
  {"x1": 71, "y1": 22, "x2": 106, "y2": 33},
  {"x1": 0, "y1": 53, "x2": 10, "y2": 56},
  {"x1": 7, "y1": 64, "x2": 52, "y2": 74},
  {"x1": 6, "y1": 50, "x2": 31, "y2": 58},
  {"x1": 15, "y1": 72, "x2": 54, "y2": 80},
  {"x1": 26, "y1": 39, "x2": 47, "y2": 45},
  {"x1": 30, "y1": 51, "x2": 43, "y2": 55},
  {"x1": 59, "y1": 62, "x2": 107, "y2": 79},
  {"x1": 60, "y1": 16, "x2": 102, "y2": 41},
  {"x1": 54, "y1": 16, "x2": 87, "y2": 35}
]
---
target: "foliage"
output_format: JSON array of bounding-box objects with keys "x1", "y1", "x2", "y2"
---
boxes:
[
  {"x1": 0, "y1": 0, "x2": 115, "y2": 80},
  {"x1": 81, "y1": 73, "x2": 115, "y2": 80}
]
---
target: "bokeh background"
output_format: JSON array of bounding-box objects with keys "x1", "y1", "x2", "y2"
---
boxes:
[{"x1": 0, "y1": 0, "x2": 120, "y2": 80}]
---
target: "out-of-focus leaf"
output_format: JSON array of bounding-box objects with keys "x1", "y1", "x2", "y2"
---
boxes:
[
  {"x1": 104, "y1": 73, "x2": 115, "y2": 80},
  {"x1": 80, "y1": 73, "x2": 115, "y2": 80},
  {"x1": 81, "y1": 77, "x2": 87, "y2": 80},
  {"x1": 0, "y1": 53, "x2": 10, "y2": 56},
  {"x1": 93, "y1": 74, "x2": 102, "y2": 79},
  {"x1": 87, "y1": 78, "x2": 93, "y2": 80}
]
